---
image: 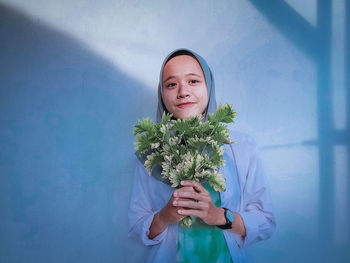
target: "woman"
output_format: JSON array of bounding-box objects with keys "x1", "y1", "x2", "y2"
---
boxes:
[{"x1": 128, "y1": 49, "x2": 276, "y2": 262}]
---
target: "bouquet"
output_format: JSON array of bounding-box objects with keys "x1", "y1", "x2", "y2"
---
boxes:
[{"x1": 133, "y1": 104, "x2": 237, "y2": 226}]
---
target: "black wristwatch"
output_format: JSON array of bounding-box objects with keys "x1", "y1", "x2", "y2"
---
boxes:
[{"x1": 217, "y1": 208, "x2": 234, "y2": 229}]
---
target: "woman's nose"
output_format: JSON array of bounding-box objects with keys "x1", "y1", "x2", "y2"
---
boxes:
[{"x1": 177, "y1": 83, "x2": 190, "y2": 98}]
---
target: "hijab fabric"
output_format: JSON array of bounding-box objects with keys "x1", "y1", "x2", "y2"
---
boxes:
[{"x1": 157, "y1": 48, "x2": 217, "y2": 122}]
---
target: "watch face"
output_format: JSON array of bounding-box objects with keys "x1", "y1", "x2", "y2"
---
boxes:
[{"x1": 225, "y1": 210, "x2": 234, "y2": 223}]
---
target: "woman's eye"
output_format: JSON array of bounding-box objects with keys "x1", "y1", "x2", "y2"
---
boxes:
[
  {"x1": 166, "y1": 83, "x2": 176, "y2": 88},
  {"x1": 189, "y1": 80, "x2": 198, "y2": 84}
]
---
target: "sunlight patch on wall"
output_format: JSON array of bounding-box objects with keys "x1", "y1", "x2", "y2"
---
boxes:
[
  {"x1": 0, "y1": 0, "x2": 243, "y2": 89},
  {"x1": 331, "y1": 0, "x2": 346, "y2": 130},
  {"x1": 333, "y1": 145, "x2": 349, "y2": 246},
  {"x1": 284, "y1": 0, "x2": 317, "y2": 27},
  {"x1": 0, "y1": 0, "x2": 167, "y2": 87},
  {"x1": 262, "y1": 146, "x2": 319, "y2": 240}
]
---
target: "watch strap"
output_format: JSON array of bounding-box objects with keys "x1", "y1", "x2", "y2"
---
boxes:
[{"x1": 217, "y1": 208, "x2": 234, "y2": 230}]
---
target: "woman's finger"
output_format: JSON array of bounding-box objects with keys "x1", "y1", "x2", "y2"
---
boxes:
[
  {"x1": 173, "y1": 199, "x2": 209, "y2": 210},
  {"x1": 180, "y1": 180, "x2": 206, "y2": 193},
  {"x1": 173, "y1": 186, "x2": 195, "y2": 197},
  {"x1": 177, "y1": 208, "x2": 203, "y2": 218},
  {"x1": 174, "y1": 190, "x2": 205, "y2": 202}
]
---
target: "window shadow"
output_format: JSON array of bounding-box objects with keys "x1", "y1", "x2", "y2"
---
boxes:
[{"x1": 249, "y1": 0, "x2": 350, "y2": 261}]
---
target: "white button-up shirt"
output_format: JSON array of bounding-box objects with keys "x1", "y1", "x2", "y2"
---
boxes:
[{"x1": 128, "y1": 131, "x2": 276, "y2": 263}]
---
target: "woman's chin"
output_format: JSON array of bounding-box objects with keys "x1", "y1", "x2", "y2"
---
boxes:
[{"x1": 174, "y1": 111, "x2": 202, "y2": 120}]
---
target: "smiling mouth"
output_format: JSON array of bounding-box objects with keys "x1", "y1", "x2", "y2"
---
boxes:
[{"x1": 177, "y1": 102, "x2": 195, "y2": 108}]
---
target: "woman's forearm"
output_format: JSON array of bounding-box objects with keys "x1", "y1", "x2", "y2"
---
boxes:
[
  {"x1": 216, "y1": 208, "x2": 246, "y2": 237},
  {"x1": 229, "y1": 212, "x2": 246, "y2": 237},
  {"x1": 148, "y1": 210, "x2": 169, "y2": 239},
  {"x1": 149, "y1": 208, "x2": 246, "y2": 240}
]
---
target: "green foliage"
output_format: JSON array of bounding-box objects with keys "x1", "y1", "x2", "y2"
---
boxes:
[
  {"x1": 160, "y1": 111, "x2": 172, "y2": 126},
  {"x1": 208, "y1": 172, "x2": 226, "y2": 192},
  {"x1": 133, "y1": 103, "x2": 237, "y2": 227},
  {"x1": 180, "y1": 216, "x2": 193, "y2": 227},
  {"x1": 208, "y1": 103, "x2": 237, "y2": 124},
  {"x1": 133, "y1": 117, "x2": 156, "y2": 136},
  {"x1": 144, "y1": 152, "x2": 164, "y2": 174}
]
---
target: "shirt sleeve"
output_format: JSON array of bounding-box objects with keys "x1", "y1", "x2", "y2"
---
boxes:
[
  {"x1": 128, "y1": 158, "x2": 168, "y2": 246},
  {"x1": 235, "y1": 140, "x2": 276, "y2": 248}
]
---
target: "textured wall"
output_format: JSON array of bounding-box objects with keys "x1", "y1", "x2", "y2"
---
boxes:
[{"x1": 0, "y1": 1, "x2": 349, "y2": 262}]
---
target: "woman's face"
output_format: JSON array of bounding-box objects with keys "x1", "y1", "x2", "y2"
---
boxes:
[{"x1": 162, "y1": 55, "x2": 208, "y2": 119}]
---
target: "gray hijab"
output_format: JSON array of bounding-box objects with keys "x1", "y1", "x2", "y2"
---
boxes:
[{"x1": 156, "y1": 48, "x2": 217, "y2": 122}]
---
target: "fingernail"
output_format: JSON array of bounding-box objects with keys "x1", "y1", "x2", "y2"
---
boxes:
[
  {"x1": 178, "y1": 210, "x2": 182, "y2": 214},
  {"x1": 174, "y1": 192, "x2": 178, "y2": 197},
  {"x1": 173, "y1": 201, "x2": 177, "y2": 206},
  {"x1": 180, "y1": 181, "x2": 185, "y2": 185}
]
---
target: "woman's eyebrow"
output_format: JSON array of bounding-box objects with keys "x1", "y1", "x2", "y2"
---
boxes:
[
  {"x1": 163, "y1": 73, "x2": 202, "y2": 84},
  {"x1": 186, "y1": 73, "x2": 202, "y2": 78},
  {"x1": 163, "y1": 76, "x2": 175, "y2": 83}
]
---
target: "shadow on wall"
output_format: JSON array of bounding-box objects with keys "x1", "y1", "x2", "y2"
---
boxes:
[
  {"x1": 0, "y1": 3, "x2": 154, "y2": 263},
  {"x1": 247, "y1": 0, "x2": 350, "y2": 262}
]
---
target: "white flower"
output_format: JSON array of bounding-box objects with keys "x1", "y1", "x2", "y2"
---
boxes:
[
  {"x1": 151, "y1": 142, "x2": 160, "y2": 149},
  {"x1": 209, "y1": 171, "x2": 226, "y2": 192},
  {"x1": 164, "y1": 154, "x2": 173, "y2": 163},
  {"x1": 219, "y1": 145, "x2": 225, "y2": 155},
  {"x1": 169, "y1": 136, "x2": 179, "y2": 146},
  {"x1": 160, "y1": 124, "x2": 167, "y2": 134},
  {"x1": 163, "y1": 144, "x2": 170, "y2": 152},
  {"x1": 144, "y1": 153, "x2": 157, "y2": 174}
]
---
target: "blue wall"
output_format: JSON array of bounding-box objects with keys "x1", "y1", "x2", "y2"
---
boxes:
[{"x1": 0, "y1": 1, "x2": 349, "y2": 262}]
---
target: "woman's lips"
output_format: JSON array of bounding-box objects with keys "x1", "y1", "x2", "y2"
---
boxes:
[{"x1": 177, "y1": 102, "x2": 195, "y2": 108}]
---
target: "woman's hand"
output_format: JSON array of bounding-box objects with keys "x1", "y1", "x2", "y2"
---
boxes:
[
  {"x1": 175, "y1": 180, "x2": 247, "y2": 236},
  {"x1": 173, "y1": 180, "x2": 226, "y2": 226},
  {"x1": 158, "y1": 186, "x2": 196, "y2": 225},
  {"x1": 148, "y1": 186, "x2": 194, "y2": 239}
]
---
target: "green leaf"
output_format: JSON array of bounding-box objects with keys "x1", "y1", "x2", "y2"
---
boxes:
[
  {"x1": 133, "y1": 117, "x2": 156, "y2": 136},
  {"x1": 144, "y1": 152, "x2": 164, "y2": 174},
  {"x1": 134, "y1": 134, "x2": 152, "y2": 154},
  {"x1": 180, "y1": 216, "x2": 192, "y2": 227},
  {"x1": 160, "y1": 112, "x2": 173, "y2": 126},
  {"x1": 197, "y1": 122, "x2": 214, "y2": 136},
  {"x1": 187, "y1": 137, "x2": 207, "y2": 151},
  {"x1": 208, "y1": 103, "x2": 236, "y2": 124},
  {"x1": 208, "y1": 172, "x2": 226, "y2": 192},
  {"x1": 210, "y1": 125, "x2": 231, "y2": 144},
  {"x1": 171, "y1": 119, "x2": 193, "y2": 135}
]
